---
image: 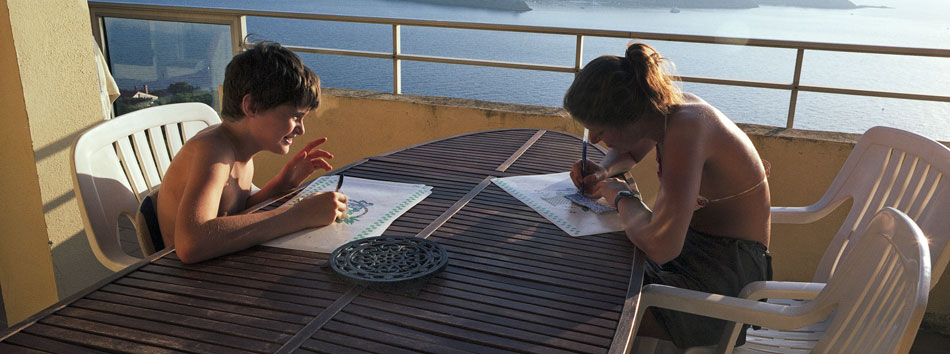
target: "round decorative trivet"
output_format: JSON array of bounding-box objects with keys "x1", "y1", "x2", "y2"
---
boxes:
[{"x1": 328, "y1": 235, "x2": 448, "y2": 286}]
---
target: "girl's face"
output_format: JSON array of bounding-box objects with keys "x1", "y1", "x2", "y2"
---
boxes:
[
  {"x1": 584, "y1": 118, "x2": 653, "y2": 153},
  {"x1": 249, "y1": 103, "x2": 310, "y2": 154}
]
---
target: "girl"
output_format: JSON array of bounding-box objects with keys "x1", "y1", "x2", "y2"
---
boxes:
[{"x1": 564, "y1": 42, "x2": 772, "y2": 348}]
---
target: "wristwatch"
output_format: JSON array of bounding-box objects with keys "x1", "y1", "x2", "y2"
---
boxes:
[{"x1": 614, "y1": 190, "x2": 644, "y2": 209}]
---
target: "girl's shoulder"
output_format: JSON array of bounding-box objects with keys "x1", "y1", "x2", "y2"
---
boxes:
[{"x1": 681, "y1": 92, "x2": 701, "y2": 102}]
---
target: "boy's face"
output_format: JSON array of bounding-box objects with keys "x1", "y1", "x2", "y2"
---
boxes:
[{"x1": 249, "y1": 103, "x2": 311, "y2": 155}]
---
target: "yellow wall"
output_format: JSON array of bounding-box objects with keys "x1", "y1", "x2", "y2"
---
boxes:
[
  {"x1": 0, "y1": 0, "x2": 110, "y2": 325},
  {"x1": 254, "y1": 89, "x2": 950, "y2": 316}
]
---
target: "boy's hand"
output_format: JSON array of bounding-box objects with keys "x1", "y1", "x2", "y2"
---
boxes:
[
  {"x1": 296, "y1": 192, "x2": 348, "y2": 227},
  {"x1": 280, "y1": 138, "x2": 334, "y2": 189}
]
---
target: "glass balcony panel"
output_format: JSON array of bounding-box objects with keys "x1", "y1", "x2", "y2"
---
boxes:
[
  {"x1": 680, "y1": 82, "x2": 790, "y2": 128},
  {"x1": 582, "y1": 37, "x2": 798, "y2": 85},
  {"x1": 104, "y1": 18, "x2": 231, "y2": 115},
  {"x1": 800, "y1": 51, "x2": 950, "y2": 97},
  {"x1": 795, "y1": 92, "x2": 950, "y2": 141},
  {"x1": 298, "y1": 53, "x2": 392, "y2": 94},
  {"x1": 401, "y1": 61, "x2": 573, "y2": 107},
  {"x1": 402, "y1": 27, "x2": 575, "y2": 67},
  {"x1": 247, "y1": 17, "x2": 391, "y2": 53}
]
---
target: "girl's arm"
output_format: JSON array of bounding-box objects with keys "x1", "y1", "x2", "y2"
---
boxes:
[{"x1": 594, "y1": 120, "x2": 708, "y2": 264}]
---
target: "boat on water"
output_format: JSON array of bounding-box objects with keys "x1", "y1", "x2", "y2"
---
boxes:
[{"x1": 671, "y1": 6, "x2": 680, "y2": 13}]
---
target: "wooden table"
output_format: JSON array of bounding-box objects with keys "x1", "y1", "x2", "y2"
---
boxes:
[{"x1": 1, "y1": 129, "x2": 646, "y2": 354}]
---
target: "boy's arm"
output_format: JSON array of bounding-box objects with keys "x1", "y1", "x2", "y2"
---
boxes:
[
  {"x1": 174, "y1": 142, "x2": 344, "y2": 264},
  {"x1": 245, "y1": 168, "x2": 295, "y2": 207}
]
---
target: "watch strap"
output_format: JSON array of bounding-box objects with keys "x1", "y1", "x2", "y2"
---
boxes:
[{"x1": 614, "y1": 190, "x2": 643, "y2": 209}]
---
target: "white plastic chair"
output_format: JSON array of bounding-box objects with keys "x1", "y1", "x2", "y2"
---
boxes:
[
  {"x1": 772, "y1": 126, "x2": 950, "y2": 288},
  {"x1": 634, "y1": 207, "x2": 931, "y2": 354},
  {"x1": 71, "y1": 102, "x2": 220, "y2": 271},
  {"x1": 698, "y1": 126, "x2": 950, "y2": 353}
]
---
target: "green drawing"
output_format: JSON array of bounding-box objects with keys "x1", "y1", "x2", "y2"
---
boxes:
[{"x1": 339, "y1": 200, "x2": 373, "y2": 224}]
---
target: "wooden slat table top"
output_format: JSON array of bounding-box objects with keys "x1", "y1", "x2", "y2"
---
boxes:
[{"x1": 0, "y1": 129, "x2": 645, "y2": 354}]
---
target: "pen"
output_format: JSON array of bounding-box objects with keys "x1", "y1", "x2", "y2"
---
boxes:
[
  {"x1": 580, "y1": 128, "x2": 588, "y2": 194},
  {"x1": 334, "y1": 173, "x2": 345, "y2": 223}
]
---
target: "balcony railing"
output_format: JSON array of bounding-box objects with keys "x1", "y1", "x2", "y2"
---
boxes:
[{"x1": 88, "y1": 1, "x2": 950, "y2": 130}]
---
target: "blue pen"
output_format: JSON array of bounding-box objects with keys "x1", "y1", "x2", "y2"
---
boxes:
[{"x1": 580, "y1": 128, "x2": 588, "y2": 194}]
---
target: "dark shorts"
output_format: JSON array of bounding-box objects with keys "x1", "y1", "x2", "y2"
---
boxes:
[{"x1": 644, "y1": 228, "x2": 773, "y2": 349}]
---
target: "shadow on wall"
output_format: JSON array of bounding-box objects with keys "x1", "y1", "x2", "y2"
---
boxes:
[
  {"x1": 51, "y1": 230, "x2": 112, "y2": 299},
  {"x1": 1, "y1": 280, "x2": 6, "y2": 330},
  {"x1": 52, "y1": 174, "x2": 129, "y2": 299}
]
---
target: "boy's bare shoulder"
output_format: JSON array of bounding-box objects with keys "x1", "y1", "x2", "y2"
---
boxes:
[{"x1": 177, "y1": 126, "x2": 237, "y2": 165}]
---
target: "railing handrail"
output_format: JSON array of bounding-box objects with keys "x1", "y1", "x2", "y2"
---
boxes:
[{"x1": 87, "y1": 1, "x2": 950, "y2": 130}]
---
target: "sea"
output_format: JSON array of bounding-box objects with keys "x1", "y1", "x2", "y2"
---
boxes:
[{"x1": 99, "y1": 0, "x2": 950, "y2": 140}]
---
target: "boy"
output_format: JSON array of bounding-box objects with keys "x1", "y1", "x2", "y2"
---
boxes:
[{"x1": 157, "y1": 41, "x2": 347, "y2": 264}]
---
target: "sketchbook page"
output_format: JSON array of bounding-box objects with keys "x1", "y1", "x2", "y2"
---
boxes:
[
  {"x1": 491, "y1": 172, "x2": 623, "y2": 237},
  {"x1": 263, "y1": 175, "x2": 433, "y2": 253}
]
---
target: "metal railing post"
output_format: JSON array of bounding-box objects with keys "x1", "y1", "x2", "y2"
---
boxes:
[
  {"x1": 393, "y1": 24, "x2": 402, "y2": 95},
  {"x1": 231, "y1": 15, "x2": 247, "y2": 55},
  {"x1": 90, "y1": 11, "x2": 105, "y2": 55},
  {"x1": 786, "y1": 48, "x2": 805, "y2": 129},
  {"x1": 574, "y1": 34, "x2": 584, "y2": 77}
]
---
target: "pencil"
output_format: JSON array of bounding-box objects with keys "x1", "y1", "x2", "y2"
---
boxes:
[{"x1": 580, "y1": 128, "x2": 588, "y2": 194}]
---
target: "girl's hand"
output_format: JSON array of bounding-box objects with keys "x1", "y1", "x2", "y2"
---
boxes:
[
  {"x1": 279, "y1": 138, "x2": 334, "y2": 189},
  {"x1": 570, "y1": 159, "x2": 607, "y2": 194},
  {"x1": 591, "y1": 177, "x2": 636, "y2": 205},
  {"x1": 295, "y1": 191, "x2": 348, "y2": 227}
]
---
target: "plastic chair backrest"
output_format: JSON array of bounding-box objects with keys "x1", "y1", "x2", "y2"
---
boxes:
[
  {"x1": 813, "y1": 126, "x2": 950, "y2": 289},
  {"x1": 71, "y1": 102, "x2": 220, "y2": 271},
  {"x1": 812, "y1": 207, "x2": 930, "y2": 354}
]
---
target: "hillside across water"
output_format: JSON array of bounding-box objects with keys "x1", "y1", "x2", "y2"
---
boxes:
[
  {"x1": 395, "y1": 0, "x2": 533, "y2": 12},
  {"x1": 397, "y1": 0, "x2": 862, "y2": 12}
]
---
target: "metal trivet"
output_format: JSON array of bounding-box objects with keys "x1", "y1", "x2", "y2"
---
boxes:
[{"x1": 329, "y1": 235, "x2": 448, "y2": 287}]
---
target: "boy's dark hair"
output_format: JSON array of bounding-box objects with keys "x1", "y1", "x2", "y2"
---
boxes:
[{"x1": 221, "y1": 41, "x2": 320, "y2": 120}]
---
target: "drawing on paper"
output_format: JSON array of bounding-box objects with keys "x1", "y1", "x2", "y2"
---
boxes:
[
  {"x1": 540, "y1": 188, "x2": 577, "y2": 208},
  {"x1": 264, "y1": 175, "x2": 433, "y2": 253},
  {"x1": 339, "y1": 200, "x2": 373, "y2": 224},
  {"x1": 492, "y1": 172, "x2": 623, "y2": 237}
]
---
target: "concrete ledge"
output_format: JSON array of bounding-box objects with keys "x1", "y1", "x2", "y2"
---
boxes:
[
  {"x1": 325, "y1": 88, "x2": 568, "y2": 117},
  {"x1": 326, "y1": 88, "x2": 898, "y2": 146}
]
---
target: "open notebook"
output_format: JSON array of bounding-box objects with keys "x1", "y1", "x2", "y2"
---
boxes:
[
  {"x1": 264, "y1": 175, "x2": 432, "y2": 253},
  {"x1": 492, "y1": 172, "x2": 623, "y2": 237}
]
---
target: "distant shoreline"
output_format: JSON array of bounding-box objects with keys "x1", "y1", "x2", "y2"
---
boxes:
[
  {"x1": 393, "y1": 0, "x2": 533, "y2": 12},
  {"x1": 397, "y1": 0, "x2": 884, "y2": 12},
  {"x1": 756, "y1": 0, "x2": 858, "y2": 9}
]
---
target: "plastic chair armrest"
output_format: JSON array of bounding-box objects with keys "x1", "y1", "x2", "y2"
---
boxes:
[
  {"x1": 737, "y1": 281, "x2": 825, "y2": 301},
  {"x1": 638, "y1": 284, "x2": 824, "y2": 331},
  {"x1": 771, "y1": 205, "x2": 835, "y2": 224}
]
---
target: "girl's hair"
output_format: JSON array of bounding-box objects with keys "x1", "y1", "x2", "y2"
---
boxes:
[
  {"x1": 220, "y1": 41, "x2": 321, "y2": 121},
  {"x1": 563, "y1": 42, "x2": 683, "y2": 127}
]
